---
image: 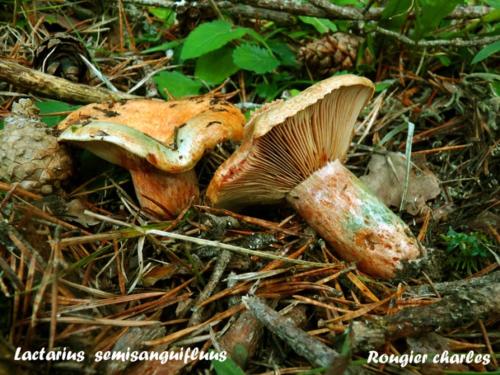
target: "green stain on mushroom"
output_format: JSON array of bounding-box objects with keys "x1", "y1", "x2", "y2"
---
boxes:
[{"x1": 344, "y1": 173, "x2": 406, "y2": 238}]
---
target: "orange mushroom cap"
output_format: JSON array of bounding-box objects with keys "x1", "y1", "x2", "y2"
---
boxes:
[
  {"x1": 58, "y1": 96, "x2": 245, "y2": 217},
  {"x1": 58, "y1": 97, "x2": 244, "y2": 172}
]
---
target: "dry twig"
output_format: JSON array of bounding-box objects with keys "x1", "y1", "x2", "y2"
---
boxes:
[{"x1": 0, "y1": 59, "x2": 136, "y2": 103}]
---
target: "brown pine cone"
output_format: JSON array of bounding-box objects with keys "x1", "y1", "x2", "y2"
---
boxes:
[
  {"x1": 176, "y1": 3, "x2": 216, "y2": 34},
  {"x1": 0, "y1": 99, "x2": 73, "y2": 194},
  {"x1": 298, "y1": 33, "x2": 371, "y2": 77},
  {"x1": 33, "y1": 33, "x2": 90, "y2": 83}
]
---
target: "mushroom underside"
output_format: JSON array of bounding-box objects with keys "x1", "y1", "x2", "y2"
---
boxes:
[
  {"x1": 207, "y1": 84, "x2": 371, "y2": 208},
  {"x1": 60, "y1": 135, "x2": 199, "y2": 218}
]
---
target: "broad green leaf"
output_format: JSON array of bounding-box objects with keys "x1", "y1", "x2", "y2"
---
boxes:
[
  {"x1": 256, "y1": 81, "x2": 278, "y2": 99},
  {"x1": 288, "y1": 30, "x2": 311, "y2": 39},
  {"x1": 181, "y1": 20, "x2": 248, "y2": 60},
  {"x1": 233, "y1": 43, "x2": 280, "y2": 74},
  {"x1": 153, "y1": 71, "x2": 202, "y2": 99},
  {"x1": 436, "y1": 54, "x2": 452, "y2": 66},
  {"x1": 148, "y1": 7, "x2": 176, "y2": 28},
  {"x1": 298, "y1": 16, "x2": 337, "y2": 33},
  {"x1": 375, "y1": 79, "x2": 396, "y2": 92},
  {"x1": 195, "y1": 46, "x2": 239, "y2": 84},
  {"x1": 148, "y1": 7, "x2": 173, "y2": 21},
  {"x1": 487, "y1": 0, "x2": 500, "y2": 8},
  {"x1": 414, "y1": 0, "x2": 463, "y2": 39},
  {"x1": 492, "y1": 81, "x2": 500, "y2": 96},
  {"x1": 241, "y1": 27, "x2": 269, "y2": 47},
  {"x1": 471, "y1": 40, "x2": 500, "y2": 64},
  {"x1": 268, "y1": 40, "x2": 298, "y2": 68},
  {"x1": 380, "y1": 0, "x2": 412, "y2": 29},
  {"x1": 35, "y1": 100, "x2": 81, "y2": 127},
  {"x1": 212, "y1": 357, "x2": 245, "y2": 375}
]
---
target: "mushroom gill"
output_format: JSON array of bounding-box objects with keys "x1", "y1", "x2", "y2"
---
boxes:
[{"x1": 207, "y1": 80, "x2": 371, "y2": 208}]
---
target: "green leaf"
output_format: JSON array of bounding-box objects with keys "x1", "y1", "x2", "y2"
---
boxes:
[
  {"x1": 233, "y1": 43, "x2": 280, "y2": 74},
  {"x1": 148, "y1": 7, "x2": 176, "y2": 28},
  {"x1": 492, "y1": 81, "x2": 500, "y2": 96},
  {"x1": 288, "y1": 30, "x2": 311, "y2": 39},
  {"x1": 241, "y1": 27, "x2": 269, "y2": 47},
  {"x1": 380, "y1": 0, "x2": 412, "y2": 29},
  {"x1": 436, "y1": 54, "x2": 452, "y2": 66},
  {"x1": 268, "y1": 40, "x2": 298, "y2": 68},
  {"x1": 142, "y1": 39, "x2": 182, "y2": 54},
  {"x1": 195, "y1": 46, "x2": 239, "y2": 84},
  {"x1": 212, "y1": 357, "x2": 245, "y2": 375},
  {"x1": 181, "y1": 20, "x2": 248, "y2": 60},
  {"x1": 471, "y1": 40, "x2": 500, "y2": 64},
  {"x1": 375, "y1": 79, "x2": 396, "y2": 92},
  {"x1": 153, "y1": 71, "x2": 203, "y2": 99},
  {"x1": 148, "y1": 7, "x2": 173, "y2": 21},
  {"x1": 414, "y1": 0, "x2": 463, "y2": 39},
  {"x1": 487, "y1": 0, "x2": 500, "y2": 9},
  {"x1": 298, "y1": 16, "x2": 337, "y2": 33},
  {"x1": 35, "y1": 100, "x2": 81, "y2": 127},
  {"x1": 256, "y1": 81, "x2": 278, "y2": 100}
]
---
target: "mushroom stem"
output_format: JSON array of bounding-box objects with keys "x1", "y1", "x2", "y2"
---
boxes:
[
  {"x1": 286, "y1": 160, "x2": 421, "y2": 279},
  {"x1": 130, "y1": 168, "x2": 199, "y2": 218}
]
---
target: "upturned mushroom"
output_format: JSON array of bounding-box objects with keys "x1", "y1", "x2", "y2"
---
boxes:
[
  {"x1": 58, "y1": 97, "x2": 245, "y2": 217},
  {"x1": 207, "y1": 74, "x2": 421, "y2": 279}
]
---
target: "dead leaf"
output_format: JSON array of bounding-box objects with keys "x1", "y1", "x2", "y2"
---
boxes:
[
  {"x1": 66, "y1": 199, "x2": 100, "y2": 227},
  {"x1": 142, "y1": 264, "x2": 182, "y2": 287},
  {"x1": 360, "y1": 152, "x2": 441, "y2": 215}
]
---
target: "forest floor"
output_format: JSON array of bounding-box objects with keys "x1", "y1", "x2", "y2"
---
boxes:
[{"x1": 0, "y1": 1, "x2": 499, "y2": 374}]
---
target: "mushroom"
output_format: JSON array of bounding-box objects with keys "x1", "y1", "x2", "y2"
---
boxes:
[
  {"x1": 58, "y1": 97, "x2": 245, "y2": 217},
  {"x1": 206, "y1": 74, "x2": 421, "y2": 279}
]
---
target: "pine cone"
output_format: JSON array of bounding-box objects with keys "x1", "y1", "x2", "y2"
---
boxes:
[
  {"x1": 298, "y1": 33, "x2": 370, "y2": 77},
  {"x1": 0, "y1": 99, "x2": 72, "y2": 194},
  {"x1": 33, "y1": 33, "x2": 90, "y2": 83},
  {"x1": 176, "y1": 4, "x2": 216, "y2": 34}
]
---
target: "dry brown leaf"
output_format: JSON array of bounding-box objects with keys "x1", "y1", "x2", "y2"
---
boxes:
[
  {"x1": 66, "y1": 199, "x2": 100, "y2": 227},
  {"x1": 360, "y1": 152, "x2": 441, "y2": 215}
]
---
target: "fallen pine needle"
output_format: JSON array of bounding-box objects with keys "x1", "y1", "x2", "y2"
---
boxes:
[{"x1": 83, "y1": 210, "x2": 330, "y2": 268}]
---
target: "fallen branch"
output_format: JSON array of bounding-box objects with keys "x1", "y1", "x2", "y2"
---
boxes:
[
  {"x1": 408, "y1": 270, "x2": 499, "y2": 297},
  {"x1": 0, "y1": 59, "x2": 136, "y2": 104},
  {"x1": 219, "y1": 310, "x2": 264, "y2": 367},
  {"x1": 350, "y1": 273, "x2": 500, "y2": 352},
  {"x1": 188, "y1": 251, "x2": 233, "y2": 326},
  {"x1": 374, "y1": 26, "x2": 500, "y2": 47},
  {"x1": 242, "y1": 296, "x2": 339, "y2": 368},
  {"x1": 309, "y1": 0, "x2": 363, "y2": 19},
  {"x1": 126, "y1": 0, "x2": 493, "y2": 21},
  {"x1": 241, "y1": 0, "x2": 492, "y2": 20}
]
